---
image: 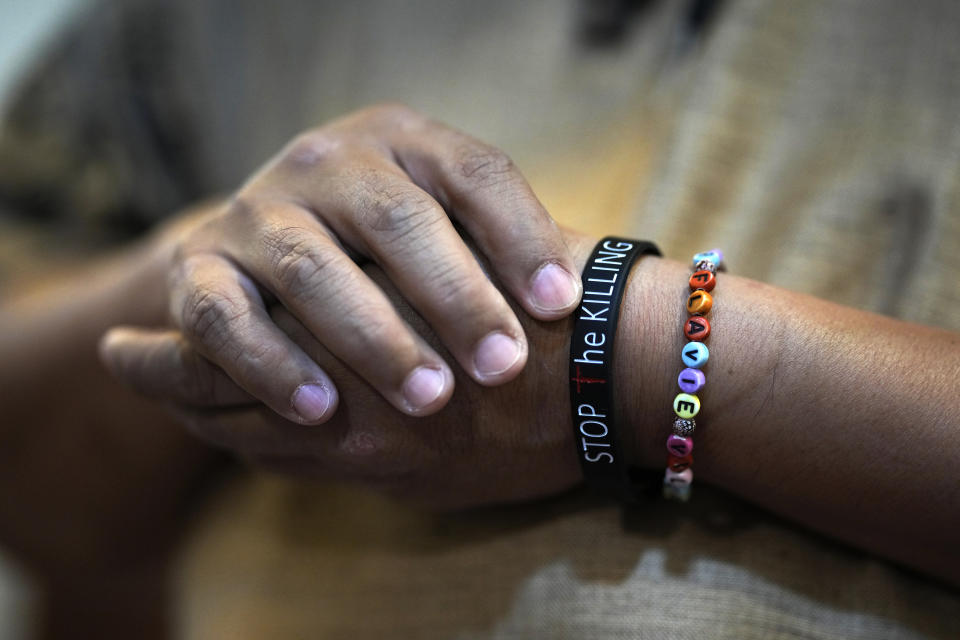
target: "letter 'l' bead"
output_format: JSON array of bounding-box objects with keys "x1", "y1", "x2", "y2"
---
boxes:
[
  {"x1": 674, "y1": 393, "x2": 700, "y2": 419},
  {"x1": 678, "y1": 368, "x2": 705, "y2": 393},
  {"x1": 681, "y1": 341, "x2": 710, "y2": 368},
  {"x1": 667, "y1": 434, "x2": 693, "y2": 457},
  {"x1": 686, "y1": 290, "x2": 713, "y2": 315},
  {"x1": 673, "y1": 417, "x2": 696, "y2": 437}
]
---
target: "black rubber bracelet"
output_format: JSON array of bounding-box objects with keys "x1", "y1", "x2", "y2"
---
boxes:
[{"x1": 569, "y1": 237, "x2": 661, "y2": 501}]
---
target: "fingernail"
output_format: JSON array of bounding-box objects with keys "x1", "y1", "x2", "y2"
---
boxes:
[
  {"x1": 292, "y1": 383, "x2": 333, "y2": 423},
  {"x1": 530, "y1": 263, "x2": 580, "y2": 313},
  {"x1": 402, "y1": 366, "x2": 446, "y2": 413},
  {"x1": 474, "y1": 331, "x2": 523, "y2": 379}
]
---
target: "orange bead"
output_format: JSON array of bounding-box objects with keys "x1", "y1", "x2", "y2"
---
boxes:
[
  {"x1": 686, "y1": 290, "x2": 713, "y2": 315},
  {"x1": 684, "y1": 315, "x2": 711, "y2": 340},
  {"x1": 689, "y1": 269, "x2": 716, "y2": 292},
  {"x1": 668, "y1": 453, "x2": 693, "y2": 472}
]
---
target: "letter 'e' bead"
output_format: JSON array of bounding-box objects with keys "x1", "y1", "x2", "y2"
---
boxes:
[
  {"x1": 684, "y1": 315, "x2": 711, "y2": 340},
  {"x1": 686, "y1": 290, "x2": 713, "y2": 315},
  {"x1": 689, "y1": 270, "x2": 716, "y2": 292},
  {"x1": 667, "y1": 434, "x2": 694, "y2": 457},
  {"x1": 681, "y1": 341, "x2": 710, "y2": 368},
  {"x1": 673, "y1": 393, "x2": 701, "y2": 419}
]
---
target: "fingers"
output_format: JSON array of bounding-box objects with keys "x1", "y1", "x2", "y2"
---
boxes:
[
  {"x1": 168, "y1": 252, "x2": 340, "y2": 423},
  {"x1": 99, "y1": 327, "x2": 254, "y2": 407},
  {"x1": 389, "y1": 114, "x2": 582, "y2": 320},
  {"x1": 260, "y1": 156, "x2": 529, "y2": 385},
  {"x1": 221, "y1": 201, "x2": 456, "y2": 415}
]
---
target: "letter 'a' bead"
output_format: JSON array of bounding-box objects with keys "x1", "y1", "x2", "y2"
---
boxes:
[
  {"x1": 689, "y1": 270, "x2": 716, "y2": 292},
  {"x1": 686, "y1": 290, "x2": 713, "y2": 315},
  {"x1": 681, "y1": 341, "x2": 709, "y2": 368},
  {"x1": 673, "y1": 393, "x2": 700, "y2": 419},
  {"x1": 673, "y1": 417, "x2": 696, "y2": 437},
  {"x1": 684, "y1": 316, "x2": 711, "y2": 340},
  {"x1": 678, "y1": 368, "x2": 705, "y2": 393},
  {"x1": 667, "y1": 434, "x2": 693, "y2": 457}
]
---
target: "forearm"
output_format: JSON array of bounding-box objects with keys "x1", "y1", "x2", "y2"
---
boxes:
[
  {"x1": 614, "y1": 252, "x2": 960, "y2": 583},
  {"x1": 0, "y1": 227, "x2": 213, "y2": 576}
]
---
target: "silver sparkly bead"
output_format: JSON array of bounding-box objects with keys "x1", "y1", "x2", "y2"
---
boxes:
[
  {"x1": 672, "y1": 417, "x2": 696, "y2": 437},
  {"x1": 694, "y1": 259, "x2": 717, "y2": 274}
]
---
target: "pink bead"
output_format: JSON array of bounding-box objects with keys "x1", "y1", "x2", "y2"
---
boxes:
[
  {"x1": 664, "y1": 468, "x2": 693, "y2": 486},
  {"x1": 666, "y1": 434, "x2": 693, "y2": 457}
]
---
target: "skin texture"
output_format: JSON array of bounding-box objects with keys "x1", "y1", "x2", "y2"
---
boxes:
[
  {"x1": 122, "y1": 104, "x2": 582, "y2": 426},
  {"x1": 104, "y1": 221, "x2": 960, "y2": 585}
]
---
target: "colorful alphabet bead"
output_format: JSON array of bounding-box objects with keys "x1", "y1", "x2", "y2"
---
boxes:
[
  {"x1": 664, "y1": 468, "x2": 693, "y2": 486},
  {"x1": 667, "y1": 453, "x2": 693, "y2": 472},
  {"x1": 689, "y1": 270, "x2": 716, "y2": 292},
  {"x1": 666, "y1": 434, "x2": 694, "y2": 457},
  {"x1": 684, "y1": 316, "x2": 711, "y2": 340},
  {"x1": 692, "y1": 250, "x2": 723, "y2": 269},
  {"x1": 686, "y1": 290, "x2": 713, "y2": 315},
  {"x1": 673, "y1": 393, "x2": 700, "y2": 419},
  {"x1": 664, "y1": 249, "x2": 722, "y2": 503},
  {"x1": 677, "y1": 368, "x2": 705, "y2": 393},
  {"x1": 681, "y1": 341, "x2": 709, "y2": 368}
]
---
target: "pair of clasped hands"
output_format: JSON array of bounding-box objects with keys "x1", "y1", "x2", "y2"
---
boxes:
[{"x1": 101, "y1": 104, "x2": 593, "y2": 508}]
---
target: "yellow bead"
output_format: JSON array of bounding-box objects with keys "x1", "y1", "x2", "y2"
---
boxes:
[
  {"x1": 686, "y1": 290, "x2": 713, "y2": 315},
  {"x1": 673, "y1": 393, "x2": 701, "y2": 419}
]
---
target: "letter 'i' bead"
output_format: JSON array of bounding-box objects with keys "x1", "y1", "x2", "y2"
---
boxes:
[
  {"x1": 684, "y1": 315, "x2": 711, "y2": 340},
  {"x1": 686, "y1": 290, "x2": 713, "y2": 315},
  {"x1": 666, "y1": 434, "x2": 693, "y2": 457},
  {"x1": 677, "y1": 368, "x2": 705, "y2": 393},
  {"x1": 681, "y1": 341, "x2": 709, "y2": 368}
]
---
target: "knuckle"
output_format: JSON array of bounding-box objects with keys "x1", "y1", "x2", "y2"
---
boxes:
[
  {"x1": 364, "y1": 185, "x2": 442, "y2": 240},
  {"x1": 453, "y1": 143, "x2": 517, "y2": 187},
  {"x1": 181, "y1": 288, "x2": 247, "y2": 349},
  {"x1": 428, "y1": 265, "x2": 488, "y2": 309},
  {"x1": 265, "y1": 226, "x2": 337, "y2": 292},
  {"x1": 283, "y1": 130, "x2": 343, "y2": 168}
]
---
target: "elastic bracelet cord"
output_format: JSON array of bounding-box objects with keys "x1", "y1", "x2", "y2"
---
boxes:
[
  {"x1": 662, "y1": 249, "x2": 724, "y2": 502},
  {"x1": 569, "y1": 237, "x2": 661, "y2": 503}
]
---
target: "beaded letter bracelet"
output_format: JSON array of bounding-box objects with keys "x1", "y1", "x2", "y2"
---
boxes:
[{"x1": 662, "y1": 249, "x2": 723, "y2": 502}]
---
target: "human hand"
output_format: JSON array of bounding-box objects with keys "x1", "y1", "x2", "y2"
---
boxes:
[
  {"x1": 102, "y1": 230, "x2": 598, "y2": 509},
  {"x1": 101, "y1": 104, "x2": 581, "y2": 424}
]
